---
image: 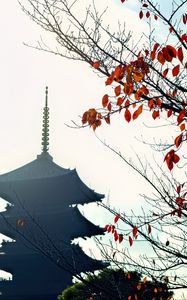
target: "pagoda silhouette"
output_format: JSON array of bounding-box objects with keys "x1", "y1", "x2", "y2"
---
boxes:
[{"x1": 0, "y1": 87, "x2": 106, "y2": 300}]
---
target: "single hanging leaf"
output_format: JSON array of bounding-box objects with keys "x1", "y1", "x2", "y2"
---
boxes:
[
  {"x1": 152, "y1": 110, "x2": 160, "y2": 119},
  {"x1": 166, "y1": 240, "x2": 170, "y2": 246},
  {"x1": 114, "y1": 213, "x2": 120, "y2": 223},
  {"x1": 177, "y1": 110, "x2": 186, "y2": 125},
  {"x1": 102, "y1": 94, "x2": 109, "y2": 108},
  {"x1": 180, "y1": 123, "x2": 185, "y2": 131},
  {"x1": 154, "y1": 15, "x2": 158, "y2": 20},
  {"x1": 129, "y1": 236, "x2": 133, "y2": 246},
  {"x1": 177, "y1": 47, "x2": 184, "y2": 63},
  {"x1": 157, "y1": 51, "x2": 165, "y2": 65},
  {"x1": 118, "y1": 234, "x2": 123, "y2": 243},
  {"x1": 133, "y1": 104, "x2": 143, "y2": 120},
  {"x1": 124, "y1": 109, "x2": 131, "y2": 122},
  {"x1": 105, "y1": 115, "x2": 110, "y2": 125},
  {"x1": 132, "y1": 226, "x2": 138, "y2": 238},
  {"x1": 146, "y1": 11, "x2": 150, "y2": 18},
  {"x1": 167, "y1": 109, "x2": 172, "y2": 118},
  {"x1": 166, "y1": 45, "x2": 177, "y2": 58},
  {"x1": 117, "y1": 97, "x2": 124, "y2": 106},
  {"x1": 107, "y1": 102, "x2": 112, "y2": 111},
  {"x1": 174, "y1": 133, "x2": 183, "y2": 148},
  {"x1": 148, "y1": 224, "x2": 152, "y2": 234},
  {"x1": 163, "y1": 68, "x2": 168, "y2": 78},
  {"x1": 183, "y1": 14, "x2": 187, "y2": 24},
  {"x1": 153, "y1": 43, "x2": 160, "y2": 52},
  {"x1": 172, "y1": 64, "x2": 180, "y2": 77},
  {"x1": 104, "y1": 224, "x2": 109, "y2": 231},
  {"x1": 92, "y1": 61, "x2": 101, "y2": 69},
  {"x1": 114, "y1": 231, "x2": 119, "y2": 242},
  {"x1": 139, "y1": 10, "x2": 143, "y2": 19},
  {"x1": 177, "y1": 185, "x2": 181, "y2": 194},
  {"x1": 114, "y1": 85, "x2": 121, "y2": 97}
]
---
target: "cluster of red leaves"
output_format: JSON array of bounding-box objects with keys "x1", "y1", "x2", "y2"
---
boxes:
[
  {"x1": 104, "y1": 214, "x2": 152, "y2": 246},
  {"x1": 170, "y1": 183, "x2": 187, "y2": 217},
  {"x1": 82, "y1": 108, "x2": 102, "y2": 130}
]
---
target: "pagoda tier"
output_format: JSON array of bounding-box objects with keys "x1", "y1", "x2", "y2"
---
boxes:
[
  {"x1": 0, "y1": 206, "x2": 104, "y2": 242},
  {"x1": 0, "y1": 157, "x2": 103, "y2": 210}
]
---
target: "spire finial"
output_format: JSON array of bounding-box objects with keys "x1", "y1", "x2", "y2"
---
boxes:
[{"x1": 41, "y1": 86, "x2": 49, "y2": 153}]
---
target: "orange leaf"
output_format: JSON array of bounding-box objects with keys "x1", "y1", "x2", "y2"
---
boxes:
[
  {"x1": 152, "y1": 110, "x2": 160, "y2": 119},
  {"x1": 114, "y1": 85, "x2": 121, "y2": 97},
  {"x1": 137, "y1": 283, "x2": 141, "y2": 290},
  {"x1": 178, "y1": 47, "x2": 184, "y2": 63},
  {"x1": 124, "y1": 82, "x2": 134, "y2": 95},
  {"x1": 132, "y1": 226, "x2": 138, "y2": 238},
  {"x1": 157, "y1": 51, "x2": 165, "y2": 65},
  {"x1": 175, "y1": 133, "x2": 183, "y2": 148},
  {"x1": 105, "y1": 72, "x2": 114, "y2": 86},
  {"x1": 150, "y1": 51, "x2": 155, "y2": 61},
  {"x1": 114, "y1": 213, "x2": 120, "y2": 223},
  {"x1": 180, "y1": 123, "x2": 185, "y2": 131},
  {"x1": 133, "y1": 104, "x2": 143, "y2": 120},
  {"x1": 117, "y1": 97, "x2": 124, "y2": 106},
  {"x1": 153, "y1": 43, "x2": 160, "y2": 53},
  {"x1": 148, "y1": 99, "x2": 155, "y2": 110},
  {"x1": 133, "y1": 71, "x2": 144, "y2": 83},
  {"x1": 172, "y1": 64, "x2": 180, "y2": 77},
  {"x1": 102, "y1": 94, "x2": 109, "y2": 108},
  {"x1": 177, "y1": 110, "x2": 186, "y2": 124},
  {"x1": 128, "y1": 296, "x2": 131, "y2": 300},
  {"x1": 129, "y1": 236, "x2": 133, "y2": 246},
  {"x1": 92, "y1": 61, "x2": 101, "y2": 69},
  {"x1": 124, "y1": 109, "x2": 131, "y2": 122}
]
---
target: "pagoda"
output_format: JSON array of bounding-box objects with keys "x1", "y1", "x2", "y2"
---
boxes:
[{"x1": 0, "y1": 87, "x2": 106, "y2": 300}]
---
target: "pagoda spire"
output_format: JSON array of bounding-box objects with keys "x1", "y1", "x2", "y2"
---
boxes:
[{"x1": 41, "y1": 86, "x2": 49, "y2": 153}]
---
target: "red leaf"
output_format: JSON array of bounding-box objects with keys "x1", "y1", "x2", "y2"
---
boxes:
[
  {"x1": 172, "y1": 64, "x2": 180, "y2": 77},
  {"x1": 124, "y1": 109, "x2": 131, "y2": 122},
  {"x1": 154, "y1": 15, "x2": 158, "y2": 20},
  {"x1": 163, "y1": 68, "x2": 168, "y2": 78},
  {"x1": 152, "y1": 110, "x2": 160, "y2": 119},
  {"x1": 173, "y1": 153, "x2": 180, "y2": 164},
  {"x1": 146, "y1": 11, "x2": 150, "y2": 18},
  {"x1": 92, "y1": 61, "x2": 101, "y2": 69},
  {"x1": 114, "y1": 85, "x2": 121, "y2": 97},
  {"x1": 167, "y1": 109, "x2": 172, "y2": 118},
  {"x1": 177, "y1": 185, "x2": 181, "y2": 194},
  {"x1": 169, "y1": 26, "x2": 173, "y2": 33},
  {"x1": 117, "y1": 97, "x2": 124, "y2": 106},
  {"x1": 133, "y1": 226, "x2": 138, "y2": 238},
  {"x1": 177, "y1": 47, "x2": 184, "y2": 63},
  {"x1": 119, "y1": 234, "x2": 123, "y2": 243},
  {"x1": 129, "y1": 236, "x2": 133, "y2": 246},
  {"x1": 150, "y1": 51, "x2": 155, "y2": 61},
  {"x1": 142, "y1": 3, "x2": 148, "y2": 7},
  {"x1": 153, "y1": 43, "x2": 160, "y2": 52},
  {"x1": 107, "y1": 225, "x2": 112, "y2": 233},
  {"x1": 105, "y1": 115, "x2": 110, "y2": 124},
  {"x1": 162, "y1": 47, "x2": 172, "y2": 62},
  {"x1": 133, "y1": 104, "x2": 143, "y2": 120},
  {"x1": 148, "y1": 224, "x2": 152, "y2": 234},
  {"x1": 114, "y1": 231, "x2": 119, "y2": 241},
  {"x1": 180, "y1": 123, "x2": 185, "y2": 131},
  {"x1": 177, "y1": 110, "x2": 186, "y2": 125},
  {"x1": 174, "y1": 133, "x2": 183, "y2": 148},
  {"x1": 114, "y1": 213, "x2": 120, "y2": 223},
  {"x1": 121, "y1": 0, "x2": 125, "y2": 3},
  {"x1": 102, "y1": 94, "x2": 109, "y2": 108},
  {"x1": 144, "y1": 49, "x2": 149, "y2": 56},
  {"x1": 166, "y1": 45, "x2": 177, "y2": 58},
  {"x1": 104, "y1": 224, "x2": 109, "y2": 231},
  {"x1": 107, "y1": 102, "x2": 112, "y2": 111},
  {"x1": 139, "y1": 10, "x2": 143, "y2": 19},
  {"x1": 183, "y1": 14, "x2": 187, "y2": 24}
]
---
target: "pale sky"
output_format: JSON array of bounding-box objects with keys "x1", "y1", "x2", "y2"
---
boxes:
[{"x1": 0, "y1": 1, "x2": 186, "y2": 298}]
